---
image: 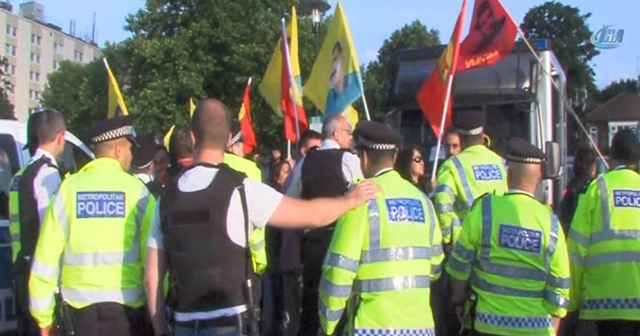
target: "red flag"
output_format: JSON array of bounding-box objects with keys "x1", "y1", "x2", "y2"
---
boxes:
[
  {"x1": 416, "y1": 0, "x2": 467, "y2": 137},
  {"x1": 281, "y1": 33, "x2": 308, "y2": 143},
  {"x1": 458, "y1": 0, "x2": 518, "y2": 71},
  {"x1": 239, "y1": 78, "x2": 257, "y2": 155}
]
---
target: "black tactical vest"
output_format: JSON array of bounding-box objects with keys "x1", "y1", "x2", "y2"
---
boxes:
[
  {"x1": 160, "y1": 163, "x2": 254, "y2": 313},
  {"x1": 301, "y1": 148, "x2": 350, "y2": 200},
  {"x1": 16, "y1": 156, "x2": 60, "y2": 259}
]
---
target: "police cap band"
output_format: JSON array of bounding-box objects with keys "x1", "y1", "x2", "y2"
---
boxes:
[
  {"x1": 89, "y1": 116, "x2": 138, "y2": 145},
  {"x1": 353, "y1": 121, "x2": 401, "y2": 151},
  {"x1": 452, "y1": 109, "x2": 486, "y2": 136},
  {"x1": 506, "y1": 137, "x2": 546, "y2": 164}
]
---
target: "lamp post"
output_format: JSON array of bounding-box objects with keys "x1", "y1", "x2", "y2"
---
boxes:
[{"x1": 297, "y1": 0, "x2": 331, "y2": 52}]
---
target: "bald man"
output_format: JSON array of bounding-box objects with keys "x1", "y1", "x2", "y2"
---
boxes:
[{"x1": 145, "y1": 99, "x2": 377, "y2": 336}]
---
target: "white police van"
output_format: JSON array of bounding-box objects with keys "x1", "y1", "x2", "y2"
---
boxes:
[{"x1": 0, "y1": 120, "x2": 93, "y2": 335}]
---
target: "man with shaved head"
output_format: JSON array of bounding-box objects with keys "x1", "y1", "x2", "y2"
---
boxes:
[{"x1": 145, "y1": 99, "x2": 377, "y2": 336}]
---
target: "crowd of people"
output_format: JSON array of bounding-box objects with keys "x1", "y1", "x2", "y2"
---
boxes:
[{"x1": 7, "y1": 100, "x2": 640, "y2": 336}]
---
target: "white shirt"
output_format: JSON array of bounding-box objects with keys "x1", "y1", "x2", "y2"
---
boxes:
[
  {"x1": 286, "y1": 139, "x2": 363, "y2": 197},
  {"x1": 30, "y1": 148, "x2": 62, "y2": 225},
  {"x1": 135, "y1": 173, "x2": 152, "y2": 185},
  {"x1": 147, "y1": 165, "x2": 283, "y2": 321},
  {"x1": 147, "y1": 165, "x2": 283, "y2": 250}
]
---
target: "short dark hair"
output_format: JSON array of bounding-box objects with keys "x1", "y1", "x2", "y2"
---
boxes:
[
  {"x1": 444, "y1": 127, "x2": 459, "y2": 138},
  {"x1": 460, "y1": 133, "x2": 484, "y2": 147},
  {"x1": 298, "y1": 129, "x2": 321, "y2": 149},
  {"x1": 169, "y1": 125, "x2": 194, "y2": 160},
  {"x1": 333, "y1": 42, "x2": 342, "y2": 54},
  {"x1": 610, "y1": 129, "x2": 640, "y2": 164},
  {"x1": 360, "y1": 147, "x2": 396, "y2": 168},
  {"x1": 190, "y1": 99, "x2": 231, "y2": 150},
  {"x1": 573, "y1": 145, "x2": 596, "y2": 177},
  {"x1": 36, "y1": 109, "x2": 66, "y2": 146}
]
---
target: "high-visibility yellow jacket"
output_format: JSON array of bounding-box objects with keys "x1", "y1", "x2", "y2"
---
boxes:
[
  {"x1": 223, "y1": 153, "x2": 267, "y2": 274},
  {"x1": 319, "y1": 170, "x2": 444, "y2": 335},
  {"x1": 9, "y1": 165, "x2": 28, "y2": 262},
  {"x1": 568, "y1": 167, "x2": 640, "y2": 321},
  {"x1": 434, "y1": 145, "x2": 507, "y2": 244},
  {"x1": 446, "y1": 192, "x2": 570, "y2": 336},
  {"x1": 28, "y1": 158, "x2": 156, "y2": 328}
]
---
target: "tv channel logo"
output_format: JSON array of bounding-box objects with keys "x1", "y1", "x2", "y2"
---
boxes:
[{"x1": 590, "y1": 24, "x2": 624, "y2": 49}]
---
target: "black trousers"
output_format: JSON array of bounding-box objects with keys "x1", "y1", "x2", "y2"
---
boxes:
[
  {"x1": 431, "y1": 271, "x2": 461, "y2": 336},
  {"x1": 13, "y1": 259, "x2": 39, "y2": 336},
  {"x1": 298, "y1": 229, "x2": 333, "y2": 336},
  {"x1": 596, "y1": 320, "x2": 640, "y2": 336},
  {"x1": 69, "y1": 302, "x2": 152, "y2": 336}
]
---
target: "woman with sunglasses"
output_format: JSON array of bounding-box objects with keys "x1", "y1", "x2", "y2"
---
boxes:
[{"x1": 395, "y1": 145, "x2": 432, "y2": 195}]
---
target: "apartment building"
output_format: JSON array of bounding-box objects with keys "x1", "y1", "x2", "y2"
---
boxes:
[{"x1": 0, "y1": 1, "x2": 101, "y2": 121}]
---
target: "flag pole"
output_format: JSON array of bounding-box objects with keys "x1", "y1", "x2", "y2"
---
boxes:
[
  {"x1": 358, "y1": 75, "x2": 371, "y2": 120},
  {"x1": 515, "y1": 27, "x2": 608, "y2": 169},
  {"x1": 287, "y1": 140, "x2": 292, "y2": 159},
  {"x1": 281, "y1": 17, "x2": 301, "y2": 142},
  {"x1": 430, "y1": 73, "x2": 455, "y2": 183}
]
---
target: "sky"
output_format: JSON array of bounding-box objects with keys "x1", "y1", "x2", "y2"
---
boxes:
[{"x1": 29, "y1": 0, "x2": 639, "y2": 88}]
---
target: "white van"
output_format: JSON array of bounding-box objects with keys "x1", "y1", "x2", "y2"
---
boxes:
[{"x1": 0, "y1": 120, "x2": 94, "y2": 334}]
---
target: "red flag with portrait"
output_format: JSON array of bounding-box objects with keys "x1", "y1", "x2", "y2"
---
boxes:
[
  {"x1": 458, "y1": 0, "x2": 518, "y2": 71},
  {"x1": 416, "y1": 0, "x2": 467, "y2": 137}
]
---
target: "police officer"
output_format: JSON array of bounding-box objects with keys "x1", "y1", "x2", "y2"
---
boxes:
[
  {"x1": 29, "y1": 116, "x2": 156, "y2": 336},
  {"x1": 568, "y1": 129, "x2": 640, "y2": 336},
  {"x1": 9, "y1": 109, "x2": 66, "y2": 336},
  {"x1": 286, "y1": 115, "x2": 364, "y2": 336},
  {"x1": 446, "y1": 137, "x2": 570, "y2": 336},
  {"x1": 132, "y1": 134, "x2": 163, "y2": 197},
  {"x1": 433, "y1": 109, "x2": 508, "y2": 336},
  {"x1": 144, "y1": 99, "x2": 376, "y2": 336},
  {"x1": 434, "y1": 109, "x2": 508, "y2": 247},
  {"x1": 319, "y1": 121, "x2": 444, "y2": 336}
]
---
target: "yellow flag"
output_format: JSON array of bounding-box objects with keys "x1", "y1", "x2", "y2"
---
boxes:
[
  {"x1": 189, "y1": 97, "x2": 196, "y2": 117},
  {"x1": 304, "y1": 2, "x2": 363, "y2": 117},
  {"x1": 343, "y1": 105, "x2": 359, "y2": 129},
  {"x1": 104, "y1": 58, "x2": 129, "y2": 118},
  {"x1": 259, "y1": 7, "x2": 304, "y2": 116},
  {"x1": 165, "y1": 98, "x2": 196, "y2": 148}
]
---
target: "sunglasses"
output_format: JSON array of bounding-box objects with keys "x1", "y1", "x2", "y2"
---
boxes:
[{"x1": 413, "y1": 156, "x2": 423, "y2": 163}]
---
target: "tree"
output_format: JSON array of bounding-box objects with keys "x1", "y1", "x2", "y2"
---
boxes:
[
  {"x1": 360, "y1": 20, "x2": 440, "y2": 121},
  {"x1": 521, "y1": 2, "x2": 599, "y2": 99},
  {"x1": 41, "y1": 43, "x2": 128, "y2": 141},
  {"x1": 0, "y1": 56, "x2": 15, "y2": 120},
  {"x1": 596, "y1": 78, "x2": 638, "y2": 104},
  {"x1": 122, "y1": 0, "x2": 327, "y2": 149}
]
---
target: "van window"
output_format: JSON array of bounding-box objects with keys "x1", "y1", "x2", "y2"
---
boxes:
[
  {"x1": 0, "y1": 134, "x2": 20, "y2": 220},
  {"x1": 59, "y1": 141, "x2": 93, "y2": 175}
]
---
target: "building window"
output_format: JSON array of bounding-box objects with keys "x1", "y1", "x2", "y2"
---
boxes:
[
  {"x1": 74, "y1": 50, "x2": 84, "y2": 62},
  {"x1": 10, "y1": 65, "x2": 15, "y2": 75},
  {"x1": 3, "y1": 63, "x2": 15, "y2": 76},
  {"x1": 54, "y1": 42, "x2": 63, "y2": 54},
  {"x1": 5, "y1": 24, "x2": 16, "y2": 37},
  {"x1": 35, "y1": 72, "x2": 40, "y2": 82},
  {"x1": 31, "y1": 34, "x2": 41, "y2": 45},
  {"x1": 30, "y1": 52, "x2": 41, "y2": 64},
  {"x1": 5, "y1": 44, "x2": 16, "y2": 56},
  {"x1": 29, "y1": 90, "x2": 33, "y2": 99},
  {"x1": 29, "y1": 71, "x2": 33, "y2": 80},
  {"x1": 53, "y1": 60, "x2": 59, "y2": 70}
]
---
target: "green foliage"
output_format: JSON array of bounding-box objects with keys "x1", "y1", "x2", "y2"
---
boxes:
[
  {"x1": 521, "y1": 1, "x2": 599, "y2": 97},
  {"x1": 360, "y1": 20, "x2": 440, "y2": 121},
  {"x1": 596, "y1": 78, "x2": 638, "y2": 104},
  {"x1": 0, "y1": 56, "x2": 15, "y2": 120},
  {"x1": 40, "y1": 2, "x2": 442, "y2": 149}
]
